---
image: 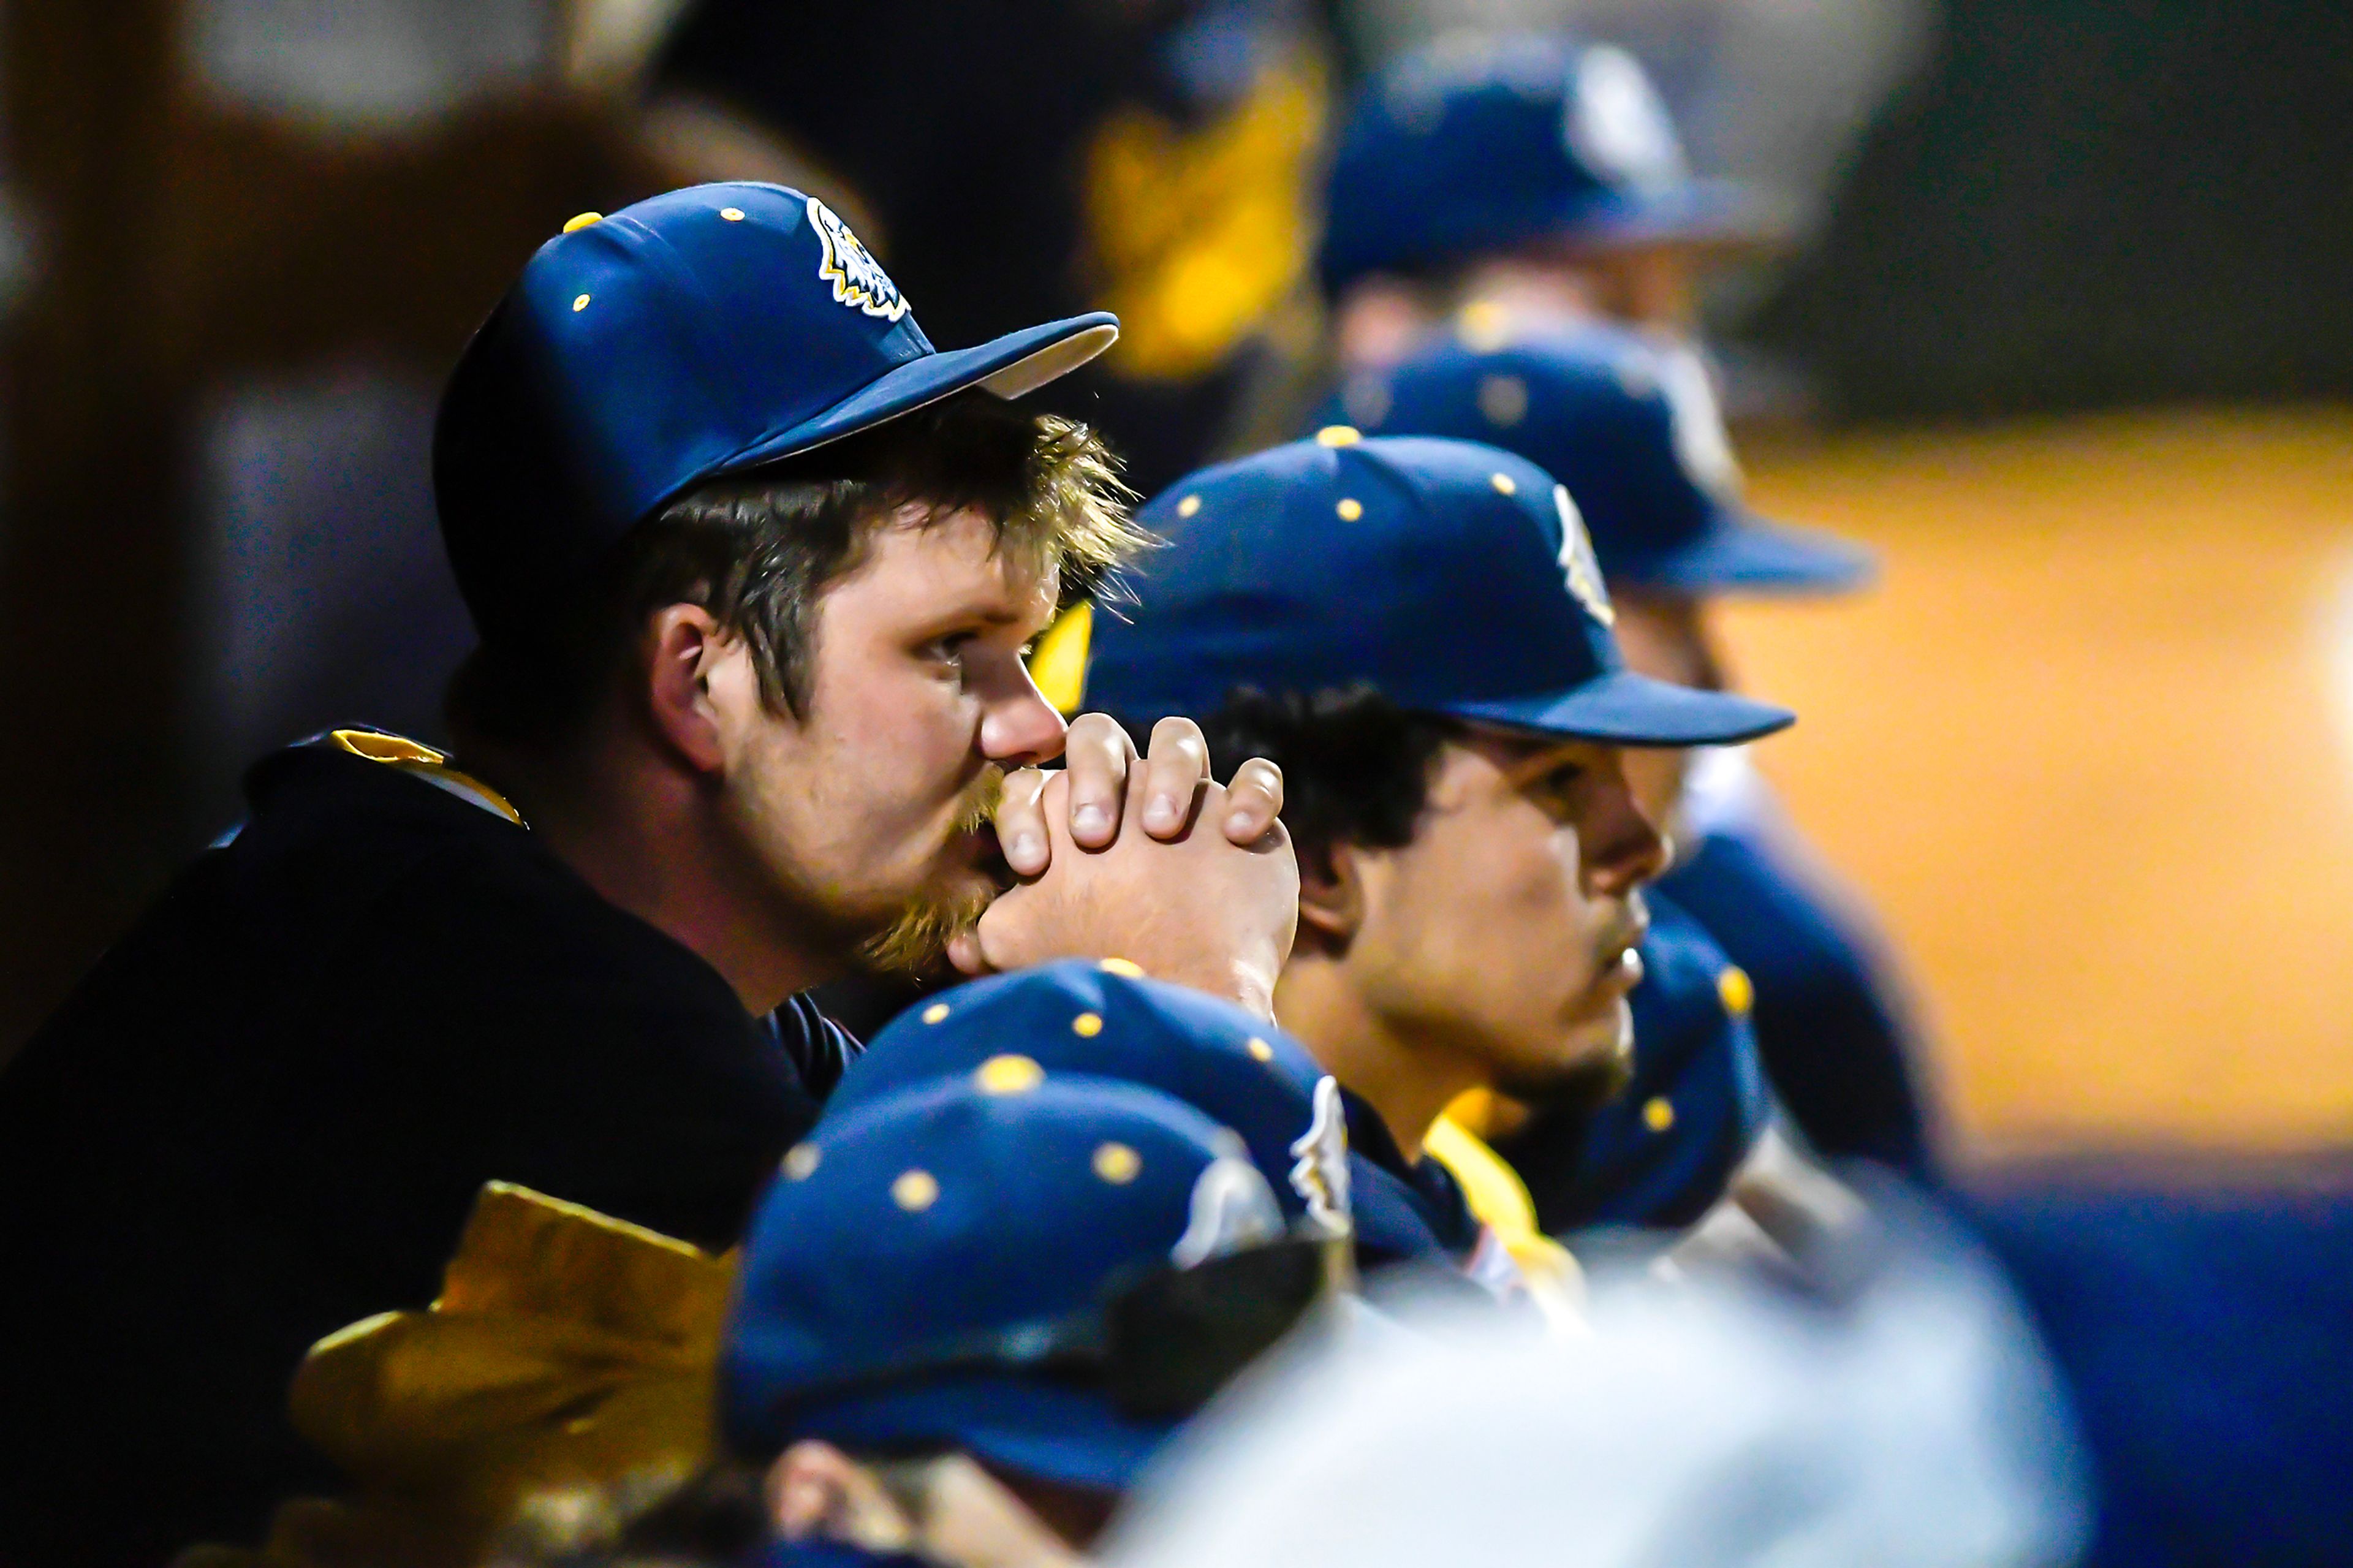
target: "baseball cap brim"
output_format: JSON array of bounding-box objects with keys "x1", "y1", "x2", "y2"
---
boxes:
[
  {"x1": 1628, "y1": 510, "x2": 1875, "y2": 594},
  {"x1": 709, "y1": 311, "x2": 1121, "y2": 479},
  {"x1": 794, "y1": 1376, "x2": 1173, "y2": 1494},
  {"x1": 1567, "y1": 178, "x2": 1792, "y2": 255},
  {"x1": 1445, "y1": 668, "x2": 1793, "y2": 746}
]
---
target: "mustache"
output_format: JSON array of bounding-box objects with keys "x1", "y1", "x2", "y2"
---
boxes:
[{"x1": 953, "y1": 765, "x2": 1007, "y2": 837}]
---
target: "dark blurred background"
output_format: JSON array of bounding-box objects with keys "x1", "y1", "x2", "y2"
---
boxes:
[{"x1": 4, "y1": 0, "x2": 2352, "y2": 1159}]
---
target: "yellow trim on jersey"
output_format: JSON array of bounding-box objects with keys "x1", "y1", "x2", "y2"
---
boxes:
[
  {"x1": 1423, "y1": 1115, "x2": 1582, "y2": 1319},
  {"x1": 327, "y1": 727, "x2": 526, "y2": 828}
]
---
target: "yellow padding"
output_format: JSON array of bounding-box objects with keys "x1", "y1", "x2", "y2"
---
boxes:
[
  {"x1": 195, "y1": 1183, "x2": 737, "y2": 1567},
  {"x1": 1028, "y1": 600, "x2": 1094, "y2": 716}
]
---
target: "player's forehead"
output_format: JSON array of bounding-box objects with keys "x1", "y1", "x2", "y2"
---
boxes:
[{"x1": 838, "y1": 502, "x2": 1061, "y2": 626}]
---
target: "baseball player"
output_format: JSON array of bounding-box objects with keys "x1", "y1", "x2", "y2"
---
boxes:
[
  {"x1": 1332, "y1": 328, "x2": 1935, "y2": 1181},
  {"x1": 1317, "y1": 31, "x2": 1776, "y2": 374},
  {"x1": 724, "y1": 1072, "x2": 1348, "y2": 1563},
  {"x1": 1077, "y1": 430, "x2": 1796, "y2": 1284},
  {"x1": 0, "y1": 183, "x2": 1297, "y2": 1567}
]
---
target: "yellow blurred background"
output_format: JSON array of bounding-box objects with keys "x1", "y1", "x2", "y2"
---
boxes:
[{"x1": 1724, "y1": 407, "x2": 2353, "y2": 1157}]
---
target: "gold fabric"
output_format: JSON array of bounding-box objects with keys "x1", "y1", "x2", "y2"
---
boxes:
[{"x1": 178, "y1": 1183, "x2": 735, "y2": 1568}]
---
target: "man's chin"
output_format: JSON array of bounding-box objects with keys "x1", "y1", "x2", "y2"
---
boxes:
[
  {"x1": 854, "y1": 879, "x2": 996, "y2": 977},
  {"x1": 1493, "y1": 1002, "x2": 1636, "y2": 1116}
]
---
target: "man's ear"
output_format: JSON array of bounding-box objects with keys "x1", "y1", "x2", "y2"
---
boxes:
[
  {"x1": 1295, "y1": 838, "x2": 1368, "y2": 950},
  {"x1": 642, "y1": 604, "x2": 730, "y2": 775}
]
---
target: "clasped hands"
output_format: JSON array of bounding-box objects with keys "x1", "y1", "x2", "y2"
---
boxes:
[{"x1": 945, "y1": 714, "x2": 1298, "y2": 1020}]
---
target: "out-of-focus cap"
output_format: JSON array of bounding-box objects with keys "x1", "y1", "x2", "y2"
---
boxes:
[
  {"x1": 1329, "y1": 325, "x2": 1871, "y2": 594},
  {"x1": 723, "y1": 1075, "x2": 1284, "y2": 1492},
  {"x1": 1319, "y1": 34, "x2": 1786, "y2": 298}
]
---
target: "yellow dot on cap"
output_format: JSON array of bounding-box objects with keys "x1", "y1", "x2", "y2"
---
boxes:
[
  {"x1": 1491, "y1": 472, "x2": 1518, "y2": 496},
  {"x1": 571, "y1": 294, "x2": 591, "y2": 312},
  {"x1": 1093, "y1": 1142, "x2": 1142, "y2": 1184},
  {"x1": 1717, "y1": 966, "x2": 1754, "y2": 1018},
  {"x1": 892, "y1": 1169, "x2": 939, "y2": 1211},
  {"x1": 719, "y1": 206, "x2": 746, "y2": 221},
  {"x1": 1071, "y1": 1011, "x2": 1105, "y2": 1038},
  {"x1": 921, "y1": 1002, "x2": 951, "y2": 1025},
  {"x1": 1246, "y1": 1037, "x2": 1275, "y2": 1063},
  {"x1": 1176, "y1": 494, "x2": 1202, "y2": 518},
  {"x1": 782, "y1": 1143, "x2": 820, "y2": 1180},
  {"x1": 1457, "y1": 300, "x2": 1512, "y2": 350},
  {"x1": 1315, "y1": 425, "x2": 1362, "y2": 448},
  {"x1": 1099, "y1": 957, "x2": 1145, "y2": 979},
  {"x1": 1336, "y1": 498, "x2": 1364, "y2": 521},
  {"x1": 561, "y1": 211, "x2": 602, "y2": 233},
  {"x1": 974, "y1": 1053, "x2": 1044, "y2": 1095},
  {"x1": 1642, "y1": 1096, "x2": 1676, "y2": 1133}
]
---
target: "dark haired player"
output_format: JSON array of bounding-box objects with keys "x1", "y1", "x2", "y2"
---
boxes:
[{"x1": 1082, "y1": 429, "x2": 1794, "y2": 1284}]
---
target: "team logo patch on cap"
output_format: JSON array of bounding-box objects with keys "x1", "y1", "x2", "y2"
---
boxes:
[
  {"x1": 1555, "y1": 484, "x2": 1616, "y2": 626},
  {"x1": 808, "y1": 196, "x2": 908, "y2": 322},
  {"x1": 1564, "y1": 45, "x2": 1687, "y2": 194}
]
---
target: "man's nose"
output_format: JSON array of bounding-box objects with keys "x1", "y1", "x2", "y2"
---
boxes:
[
  {"x1": 980, "y1": 667, "x2": 1069, "y2": 769},
  {"x1": 1583, "y1": 775, "x2": 1669, "y2": 896}
]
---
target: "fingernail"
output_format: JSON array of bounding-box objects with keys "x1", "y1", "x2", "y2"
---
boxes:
[
  {"x1": 1074, "y1": 803, "x2": 1111, "y2": 837},
  {"x1": 1009, "y1": 831, "x2": 1041, "y2": 866},
  {"x1": 1145, "y1": 795, "x2": 1178, "y2": 830},
  {"x1": 1226, "y1": 811, "x2": 1254, "y2": 838}
]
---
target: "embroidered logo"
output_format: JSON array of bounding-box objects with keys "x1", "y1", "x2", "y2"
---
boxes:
[
  {"x1": 1556, "y1": 484, "x2": 1616, "y2": 626},
  {"x1": 1170, "y1": 1141, "x2": 1286, "y2": 1268},
  {"x1": 1563, "y1": 45, "x2": 1686, "y2": 194},
  {"x1": 1288, "y1": 1075, "x2": 1354, "y2": 1237},
  {"x1": 807, "y1": 196, "x2": 908, "y2": 322}
]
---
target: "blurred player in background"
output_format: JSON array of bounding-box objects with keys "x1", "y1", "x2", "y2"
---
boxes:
[
  {"x1": 1080, "y1": 430, "x2": 1795, "y2": 1294},
  {"x1": 1313, "y1": 34, "x2": 1936, "y2": 1179},
  {"x1": 642, "y1": 0, "x2": 1333, "y2": 497}
]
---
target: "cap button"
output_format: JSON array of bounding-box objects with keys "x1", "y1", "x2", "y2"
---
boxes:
[
  {"x1": 1315, "y1": 425, "x2": 1362, "y2": 448},
  {"x1": 561, "y1": 211, "x2": 603, "y2": 234}
]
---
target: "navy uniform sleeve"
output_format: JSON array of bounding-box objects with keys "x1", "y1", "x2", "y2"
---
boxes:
[
  {"x1": 1656, "y1": 828, "x2": 1936, "y2": 1179},
  {"x1": 262, "y1": 847, "x2": 820, "y2": 1314}
]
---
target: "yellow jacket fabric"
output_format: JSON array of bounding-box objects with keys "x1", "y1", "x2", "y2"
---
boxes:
[{"x1": 179, "y1": 1182, "x2": 734, "y2": 1568}]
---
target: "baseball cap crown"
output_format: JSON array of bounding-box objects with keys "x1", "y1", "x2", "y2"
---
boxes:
[
  {"x1": 1083, "y1": 434, "x2": 1790, "y2": 747},
  {"x1": 433, "y1": 182, "x2": 1116, "y2": 645},
  {"x1": 1318, "y1": 34, "x2": 1770, "y2": 297},
  {"x1": 1338, "y1": 327, "x2": 1871, "y2": 592}
]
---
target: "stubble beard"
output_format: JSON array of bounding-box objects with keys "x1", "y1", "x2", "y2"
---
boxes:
[{"x1": 855, "y1": 765, "x2": 1007, "y2": 975}]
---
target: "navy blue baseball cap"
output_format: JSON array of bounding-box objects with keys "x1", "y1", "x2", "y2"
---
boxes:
[
  {"x1": 833, "y1": 960, "x2": 1450, "y2": 1265},
  {"x1": 1496, "y1": 895, "x2": 1773, "y2": 1233},
  {"x1": 1082, "y1": 433, "x2": 1792, "y2": 746},
  {"x1": 1328, "y1": 327, "x2": 1871, "y2": 593},
  {"x1": 434, "y1": 182, "x2": 1118, "y2": 645},
  {"x1": 1319, "y1": 35, "x2": 1779, "y2": 298},
  {"x1": 725, "y1": 1075, "x2": 1319, "y2": 1490}
]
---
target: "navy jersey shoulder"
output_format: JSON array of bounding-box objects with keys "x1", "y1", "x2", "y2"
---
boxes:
[
  {"x1": 1658, "y1": 828, "x2": 1933, "y2": 1176},
  {"x1": 0, "y1": 735, "x2": 835, "y2": 1568},
  {"x1": 1495, "y1": 894, "x2": 1771, "y2": 1233},
  {"x1": 1340, "y1": 1086, "x2": 1485, "y2": 1260}
]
